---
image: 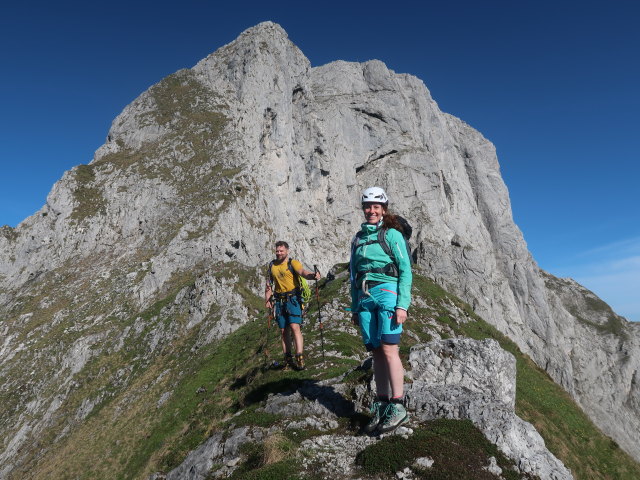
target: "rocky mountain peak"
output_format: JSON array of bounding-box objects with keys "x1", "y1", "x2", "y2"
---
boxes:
[{"x1": 1, "y1": 21, "x2": 639, "y2": 477}]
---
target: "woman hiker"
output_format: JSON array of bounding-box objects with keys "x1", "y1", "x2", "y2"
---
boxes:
[{"x1": 349, "y1": 187, "x2": 412, "y2": 433}]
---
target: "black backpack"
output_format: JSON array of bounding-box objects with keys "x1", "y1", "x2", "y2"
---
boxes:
[{"x1": 391, "y1": 216, "x2": 414, "y2": 263}]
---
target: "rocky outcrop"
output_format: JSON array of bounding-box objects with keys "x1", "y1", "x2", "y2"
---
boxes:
[
  {"x1": 406, "y1": 339, "x2": 572, "y2": 479},
  {"x1": 160, "y1": 338, "x2": 572, "y2": 479},
  {"x1": 156, "y1": 427, "x2": 267, "y2": 480},
  {"x1": 542, "y1": 273, "x2": 640, "y2": 457},
  {"x1": 0, "y1": 20, "x2": 638, "y2": 470}
]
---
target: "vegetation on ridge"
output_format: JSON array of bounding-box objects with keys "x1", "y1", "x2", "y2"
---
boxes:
[
  {"x1": 70, "y1": 164, "x2": 107, "y2": 222},
  {"x1": 409, "y1": 275, "x2": 640, "y2": 480},
  {"x1": 2, "y1": 31, "x2": 637, "y2": 480},
  {"x1": 4, "y1": 261, "x2": 638, "y2": 479},
  {"x1": 68, "y1": 68, "x2": 240, "y2": 230},
  {"x1": 356, "y1": 419, "x2": 533, "y2": 480},
  {"x1": 543, "y1": 271, "x2": 629, "y2": 339}
]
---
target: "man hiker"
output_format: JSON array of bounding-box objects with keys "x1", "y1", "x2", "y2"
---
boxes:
[{"x1": 265, "y1": 241, "x2": 320, "y2": 370}]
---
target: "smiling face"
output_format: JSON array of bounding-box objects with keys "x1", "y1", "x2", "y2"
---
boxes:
[
  {"x1": 274, "y1": 244, "x2": 289, "y2": 262},
  {"x1": 362, "y1": 202, "x2": 386, "y2": 225}
]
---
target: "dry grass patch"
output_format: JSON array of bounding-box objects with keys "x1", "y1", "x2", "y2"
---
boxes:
[{"x1": 262, "y1": 433, "x2": 291, "y2": 465}]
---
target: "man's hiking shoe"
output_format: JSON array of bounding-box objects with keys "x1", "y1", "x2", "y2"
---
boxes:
[
  {"x1": 281, "y1": 353, "x2": 294, "y2": 371},
  {"x1": 364, "y1": 400, "x2": 388, "y2": 433},
  {"x1": 294, "y1": 354, "x2": 306, "y2": 370},
  {"x1": 378, "y1": 402, "x2": 409, "y2": 433}
]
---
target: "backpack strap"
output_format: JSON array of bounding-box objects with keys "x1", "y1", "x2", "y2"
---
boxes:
[
  {"x1": 267, "y1": 260, "x2": 275, "y2": 287},
  {"x1": 352, "y1": 228, "x2": 400, "y2": 283},
  {"x1": 287, "y1": 258, "x2": 302, "y2": 291},
  {"x1": 378, "y1": 227, "x2": 400, "y2": 276},
  {"x1": 377, "y1": 228, "x2": 394, "y2": 260},
  {"x1": 288, "y1": 259, "x2": 308, "y2": 319},
  {"x1": 349, "y1": 234, "x2": 359, "y2": 286}
]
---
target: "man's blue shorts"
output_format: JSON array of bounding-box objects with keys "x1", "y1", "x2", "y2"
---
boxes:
[
  {"x1": 275, "y1": 294, "x2": 302, "y2": 329},
  {"x1": 356, "y1": 282, "x2": 402, "y2": 350}
]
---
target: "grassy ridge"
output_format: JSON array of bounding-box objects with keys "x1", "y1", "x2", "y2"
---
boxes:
[
  {"x1": 17, "y1": 268, "x2": 640, "y2": 479},
  {"x1": 23, "y1": 266, "x2": 359, "y2": 479}
]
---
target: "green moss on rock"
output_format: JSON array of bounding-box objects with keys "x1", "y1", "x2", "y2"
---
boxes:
[
  {"x1": 70, "y1": 165, "x2": 106, "y2": 222},
  {"x1": 1, "y1": 225, "x2": 18, "y2": 241},
  {"x1": 356, "y1": 419, "x2": 532, "y2": 479}
]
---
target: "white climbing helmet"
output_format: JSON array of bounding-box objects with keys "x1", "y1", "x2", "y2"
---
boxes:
[{"x1": 361, "y1": 186, "x2": 389, "y2": 205}]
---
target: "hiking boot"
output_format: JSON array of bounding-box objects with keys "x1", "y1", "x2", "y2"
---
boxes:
[
  {"x1": 378, "y1": 402, "x2": 409, "y2": 433},
  {"x1": 282, "y1": 353, "x2": 294, "y2": 371},
  {"x1": 294, "y1": 354, "x2": 306, "y2": 370},
  {"x1": 364, "y1": 399, "x2": 387, "y2": 433}
]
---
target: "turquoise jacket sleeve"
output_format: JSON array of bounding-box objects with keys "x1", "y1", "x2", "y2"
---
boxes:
[
  {"x1": 385, "y1": 228, "x2": 412, "y2": 310},
  {"x1": 349, "y1": 227, "x2": 412, "y2": 312},
  {"x1": 349, "y1": 235, "x2": 358, "y2": 311}
]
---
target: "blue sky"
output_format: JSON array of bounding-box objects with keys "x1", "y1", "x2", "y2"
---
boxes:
[{"x1": 1, "y1": 1, "x2": 638, "y2": 321}]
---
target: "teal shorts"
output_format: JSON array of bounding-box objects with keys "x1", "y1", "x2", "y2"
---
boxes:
[
  {"x1": 275, "y1": 294, "x2": 302, "y2": 329},
  {"x1": 356, "y1": 282, "x2": 402, "y2": 350}
]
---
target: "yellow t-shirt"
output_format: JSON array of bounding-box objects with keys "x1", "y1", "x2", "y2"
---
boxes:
[{"x1": 270, "y1": 259, "x2": 303, "y2": 293}]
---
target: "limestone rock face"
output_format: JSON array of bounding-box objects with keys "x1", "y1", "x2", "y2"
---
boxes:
[
  {"x1": 408, "y1": 338, "x2": 516, "y2": 407},
  {"x1": 1, "y1": 20, "x2": 638, "y2": 467},
  {"x1": 159, "y1": 427, "x2": 267, "y2": 480},
  {"x1": 542, "y1": 273, "x2": 640, "y2": 457},
  {"x1": 406, "y1": 339, "x2": 573, "y2": 479}
]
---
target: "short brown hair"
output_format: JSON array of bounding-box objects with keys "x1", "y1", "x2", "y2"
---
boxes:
[{"x1": 275, "y1": 241, "x2": 289, "y2": 249}]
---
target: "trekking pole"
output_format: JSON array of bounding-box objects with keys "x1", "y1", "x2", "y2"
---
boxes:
[
  {"x1": 264, "y1": 298, "x2": 274, "y2": 361},
  {"x1": 313, "y1": 265, "x2": 325, "y2": 362}
]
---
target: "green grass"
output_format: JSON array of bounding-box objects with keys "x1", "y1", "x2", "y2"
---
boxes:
[
  {"x1": 411, "y1": 274, "x2": 449, "y2": 301},
  {"x1": 318, "y1": 263, "x2": 349, "y2": 299},
  {"x1": 22, "y1": 261, "x2": 360, "y2": 480},
  {"x1": 224, "y1": 407, "x2": 282, "y2": 428},
  {"x1": 148, "y1": 69, "x2": 227, "y2": 127},
  {"x1": 569, "y1": 306, "x2": 627, "y2": 338},
  {"x1": 8, "y1": 265, "x2": 640, "y2": 480},
  {"x1": 319, "y1": 329, "x2": 362, "y2": 357},
  {"x1": 356, "y1": 419, "x2": 530, "y2": 480},
  {"x1": 228, "y1": 457, "x2": 306, "y2": 480},
  {"x1": 70, "y1": 164, "x2": 106, "y2": 221},
  {"x1": 75, "y1": 164, "x2": 96, "y2": 183}
]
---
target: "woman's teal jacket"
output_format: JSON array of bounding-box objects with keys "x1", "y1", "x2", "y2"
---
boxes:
[{"x1": 349, "y1": 222, "x2": 412, "y2": 311}]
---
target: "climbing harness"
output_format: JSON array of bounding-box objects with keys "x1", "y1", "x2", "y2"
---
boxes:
[{"x1": 268, "y1": 258, "x2": 311, "y2": 316}]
